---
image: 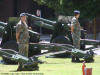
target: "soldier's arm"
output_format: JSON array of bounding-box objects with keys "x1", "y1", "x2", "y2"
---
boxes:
[
  {"x1": 16, "y1": 32, "x2": 20, "y2": 42},
  {"x1": 16, "y1": 24, "x2": 22, "y2": 42},
  {"x1": 71, "y1": 25, "x2": 74, "y2": 33},
  {"x1": 71, "y1": 19, "x2": 77, "y2": 33}
]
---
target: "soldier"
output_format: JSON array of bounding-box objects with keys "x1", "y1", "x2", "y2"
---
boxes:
[
  {"x1": 16, "y1": 13, "x2": 30, "y2": 71},
  {"x1": 71, "y1": 10, "x2": 81, "y2": 49},
  {"x1": 71, "y1": 10, "x2": 81, "y2": 62}
]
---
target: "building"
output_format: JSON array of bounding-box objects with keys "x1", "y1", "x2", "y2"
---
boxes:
[{"x1": 0, "y1": 0, "x2": 55, "y2": 21}]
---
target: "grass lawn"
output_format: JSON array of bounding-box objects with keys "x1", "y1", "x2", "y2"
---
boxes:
[{"x1": 0, "y1": 55, "x2": 100, "y2": 75}]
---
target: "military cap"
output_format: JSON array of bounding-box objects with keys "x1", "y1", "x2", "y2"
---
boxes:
[
  {"x1": 74, "y1": 10, "x2": 80, "y2": 14},
  {"x1": 20, "y1": 13, "x2": 26, "y2": 17}
]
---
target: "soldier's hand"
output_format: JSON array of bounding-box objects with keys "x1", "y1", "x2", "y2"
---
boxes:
[
  {"x1": 29, "y1": 27, "x2": 32, "y2": 30},
  {"x1": 17, "y1": 40, "x2": 19, "y2": 43}
]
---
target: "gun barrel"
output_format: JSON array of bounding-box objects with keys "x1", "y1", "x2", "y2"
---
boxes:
[
  {"x1": 28, "y1": 29, "x2": 40, "y2": 35},
  {"x1": 0, "y1": 49, "x2": 16, "y2": 57},
  {"x1": 34, "y1": 21, "x2": 54, "y2": 30},
  {"x1": 0, "y1": 21, "x2": 7, "y2": 26},
  {"x1": 0, "y1": 49, "x2": 29, "y2": 63},
  {"x1": 26, "y1": 13, "x2": 56, "y2": 25},
  {"x1": 81, "y1": 39, "x2": 100, "y2": 45}
]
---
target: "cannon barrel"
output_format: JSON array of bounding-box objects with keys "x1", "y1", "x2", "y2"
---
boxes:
[
  {"x1": 81, "y1": 39, "x2": 100, "y2": 45},
  {"x1": 0, "y1": 21, "x2": 40, "y2": 36},
  {"x1": 25, "y1": 13, "x2": 56, "y2": 25},
  {"x1": 28, "y1": 29, "x2": 40, "y2": 35},
  {"x1": 0, "y1": 21, "x2": 7, "y2": 26},
  {"x1": 34, "y1": 21, "x2": 54, "y2": 30}
]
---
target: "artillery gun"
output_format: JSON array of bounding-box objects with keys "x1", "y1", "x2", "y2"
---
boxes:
[
  {"x1": 26, "y1": 13, "x2": 100, "y2": 61},
  {"x1": 26, "y1": 13, "x2": 100, "y2": 49},
  {"x1": 0, "y1": 13, "x2": 100, "y2": 65}
]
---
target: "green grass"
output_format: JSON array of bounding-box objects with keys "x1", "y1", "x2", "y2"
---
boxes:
[{"x1": 0, "y1": 56, "x2": 100, "y2": 75}]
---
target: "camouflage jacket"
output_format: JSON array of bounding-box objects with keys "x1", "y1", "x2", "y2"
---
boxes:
[
  {"x1": 16, "y1": 20, "x2": 29, "y2": 44},
  {"x1": 71, "y1": 17, "x2": 81, "y2": 38}
]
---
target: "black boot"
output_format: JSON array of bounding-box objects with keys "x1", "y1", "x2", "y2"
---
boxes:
[
  {"x1": 72, "y1": 56, "x2": 76, "y2": 62},
  {"x1": 17, "y1": 63, "x2": 23, "y2": 71},
  {"x1": 17, "y1": 65, "x2": 23, "y2": 71},
  {"x1": 22, "y1": 62, "x2": 39, "y2": 71},
  {"x1": 76, "y1": 57, "x2": 80, "y2": 62}
]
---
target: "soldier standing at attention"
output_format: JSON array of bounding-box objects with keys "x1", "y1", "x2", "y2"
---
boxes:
[
  {"x1": 71, "y1": 10, "x2": 81, "y2": 62},
  {"x1": 16, "y1": 13, "x2": 30, "y2": 71},
  {"x1": 71, "y1": 10, "x2": 81, "y2": 49}
]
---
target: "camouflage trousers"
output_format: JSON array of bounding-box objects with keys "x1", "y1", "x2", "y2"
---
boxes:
[
  {"x1": 18, "y1": 43, "x2": 29, "y2": 70},
  {"x1": 72, "y1": 34, "x2": 80, "y2": 49},
  {"x1": 18, "y1": 43, "x2": 29, "y2": 57}
]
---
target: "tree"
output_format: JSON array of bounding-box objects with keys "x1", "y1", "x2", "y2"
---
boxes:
[{"x1": 33, "y1": 0, "x2": 100, "y2": 19}]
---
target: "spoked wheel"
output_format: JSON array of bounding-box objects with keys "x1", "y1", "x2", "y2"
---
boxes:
[
  {"x1": 50, "y1": 36, "x2": 72, "y2": 58},
  {"x1": 51, "y1": 36, "x2": 72, "y2": 44}
]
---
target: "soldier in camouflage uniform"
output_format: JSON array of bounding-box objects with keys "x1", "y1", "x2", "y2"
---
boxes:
[
  {"x1": 16, "y1": 13, "x2": 30, "y2": 71},
  {"x1": 71, "y1": 10, "x2": 81, "y2": 62}
]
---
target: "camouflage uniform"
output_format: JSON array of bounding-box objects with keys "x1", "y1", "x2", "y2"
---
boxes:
[
  {"x1": 71, "y1": 17, "x2": 81, "y2": 49},
  {"x1": 16, "y1": 20, "x2": 29, "y2": 70},
  {"x1": 16, "y1": 20, "x2": 29, "y2": 56}
]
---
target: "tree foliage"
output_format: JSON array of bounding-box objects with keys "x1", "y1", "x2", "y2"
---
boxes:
[{"x1": 33, "y1": 0, "x2": 100, "y2": 19}]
